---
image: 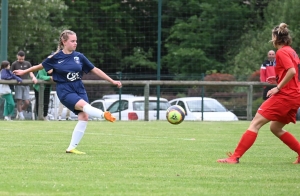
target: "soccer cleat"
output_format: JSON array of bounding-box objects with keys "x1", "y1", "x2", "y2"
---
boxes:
[
  {"x1": 217, "y1": 152, "x2": 240, "y2": 164},
  {"x1": 293, "y1": 156, "x2": 300, "y2": 164},
  {"x1": 103, "y1": 111, "x2": 116, "y2": 122},
  {"x1": 66, "y1": 149, "x2": 86, "y2": 154}
]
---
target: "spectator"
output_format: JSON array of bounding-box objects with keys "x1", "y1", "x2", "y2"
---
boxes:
[
  {"x1": 58, "y1": 102, "x2": 72, "y2": 121},
  {"x1": 0, "y1": 60, "x2": 22, "y2": 120},
  {"x1": 11, "y1": 50, "x2": 37, "y2": 120},
  {"x1": 260, "y1": 50, "x2": 276, "y2": 100},
  {"x1": 33, "y1": 69, "x2": 53, "y2": 121}
]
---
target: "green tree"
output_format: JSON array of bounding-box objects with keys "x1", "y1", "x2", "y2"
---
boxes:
[
  {"x1": 162, "y1": 0, "x2": 252, "y2": 79},
  {"x1": 229, "y1": 0, "x2": 300, "y2": 80},
  {"x1": 64, "y1": 0, "x2": 158, "y2": 74},
  {"x1": 7, "y1": 0, "x2": 68, "y2": 64}
]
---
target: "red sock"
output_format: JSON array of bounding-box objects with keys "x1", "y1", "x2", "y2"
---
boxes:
[
  {"x1": 232, "y1": 130, "x2": 258, "y2": 158},
  {"x1": 280, "y1": 132, "x2": 300, "y2": 155}
]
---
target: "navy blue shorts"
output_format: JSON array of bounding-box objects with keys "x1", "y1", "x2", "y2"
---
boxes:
[{"x1": 56, "y1": 80, "x2": 89, "y2": 115}]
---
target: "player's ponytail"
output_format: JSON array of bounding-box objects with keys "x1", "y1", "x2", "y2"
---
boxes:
[{"x1": 272, "y1": 23, "x2": 292, "y2": 46}]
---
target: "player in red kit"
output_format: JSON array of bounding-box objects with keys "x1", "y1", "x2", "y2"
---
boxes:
[{"x1": 217, "y1": 23, "x2": 300, "y2": 164}]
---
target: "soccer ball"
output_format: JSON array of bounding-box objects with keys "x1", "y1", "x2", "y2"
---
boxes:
[{"x1": 166, "y1": 105, "x2": 185, "y2": 125}]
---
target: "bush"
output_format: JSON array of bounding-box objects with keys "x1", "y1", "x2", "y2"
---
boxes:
[{"x1": 204, "y1": 73, "x2": 236, "y2": 96}]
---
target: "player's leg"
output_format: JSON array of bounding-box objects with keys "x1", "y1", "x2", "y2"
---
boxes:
[
  {"x1": 270, "y1": 121, "x2": 300, "y2": 164},
  {"x1": 66, "y1": 112, "x2": 88, "y2": 154},
  {"x1": 217, "y1": 113, "x2": 269, "y2": 163},
  {"x1": 75, "y1": 99, "x2": 115, "y2": 122}
]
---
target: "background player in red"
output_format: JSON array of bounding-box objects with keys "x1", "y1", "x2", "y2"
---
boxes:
[
  {"x1": 217, "y1": 23, "x2": 300, "y2": 164},
  {"x1": 260, "y1": 50, "x2": 276, "y2": 100}
]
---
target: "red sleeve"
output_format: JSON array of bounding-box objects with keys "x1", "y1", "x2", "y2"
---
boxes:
[{"x1": 277, "y1": 50, "x2": 294, "y2": 70}]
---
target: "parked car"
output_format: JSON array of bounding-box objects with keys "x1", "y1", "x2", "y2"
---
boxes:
[
  {"x1": 169, "y1": 97, "x2": 239, "y2": 121},
  {"x1": 102, "y1": 94, "x2": 134, "y2": 99},
  {"x1": 106, "y1": 96, "x2": 170, "y2": 121}
]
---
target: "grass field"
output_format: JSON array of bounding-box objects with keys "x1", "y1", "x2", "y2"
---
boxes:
[{"x1": 1, "y1": 120, "x2": 300, "y2": 196}]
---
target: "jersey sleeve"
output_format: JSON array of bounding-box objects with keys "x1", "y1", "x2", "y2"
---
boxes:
[
  {"x1": 277, "y1": 50, "x2": 294, "y2": 70},
  {"x1": 42, "y1": 57, "x2": 55, "y2": 72},
  {"x1": 79, "y1": 53, "x2": 95, "y2": 73}
]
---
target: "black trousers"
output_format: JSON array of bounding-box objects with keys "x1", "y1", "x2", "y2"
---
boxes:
[
  {"x1": 262, "y1": 86, "x2": 273, "y2": 100},
  {"x1": 34, "y1": 85, "x2": 51, "y2": 117}
]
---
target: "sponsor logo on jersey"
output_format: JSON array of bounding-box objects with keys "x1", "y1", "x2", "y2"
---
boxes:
[{"x1": 67, "y1": 72, "x2": 81, "y2": 81}]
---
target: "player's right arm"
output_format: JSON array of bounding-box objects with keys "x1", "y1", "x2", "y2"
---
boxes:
[{"x1": 13, "y1": 63, "x2": 43, "y2": 76}]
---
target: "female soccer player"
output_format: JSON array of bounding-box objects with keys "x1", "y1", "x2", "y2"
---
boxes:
[
  {"x1": 14, "y1": 30, "x2": 122, "y2": 154},
  {"x1": 217, "y1": 23, "x2": 300, "y2": 164}
]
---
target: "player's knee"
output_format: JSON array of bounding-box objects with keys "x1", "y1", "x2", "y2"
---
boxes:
[{"x1": 78, "y1": 111, "x2": 89, "y2": 121}]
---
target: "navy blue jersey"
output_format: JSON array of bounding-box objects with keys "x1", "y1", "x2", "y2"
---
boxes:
[
  {"x1": 42, "y1": 51, "x2": 94, "y2": 83},
  {"x1": 41, "y1": 50, "x2": 94, "y2": 114}
]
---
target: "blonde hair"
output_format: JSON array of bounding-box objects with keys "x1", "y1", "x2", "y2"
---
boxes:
[
  {"x1": 53, "y1": 30, "x2": 76, "y2": 55},
  {"x1": 272, "y1": 23, "x2": 292, "y2": 46}
]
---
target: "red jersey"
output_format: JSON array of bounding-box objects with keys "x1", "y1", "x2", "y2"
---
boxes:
[
  {"x1": 258, "y1": 46, "x2": 300, "y2": 124},
  {"x1": 275, "y1": 46, "x2": 300, "y2": 97}
]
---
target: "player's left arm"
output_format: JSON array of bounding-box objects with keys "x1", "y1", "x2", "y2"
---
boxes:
[{"x1": 90, "y1": 67, "x2": 122, "y2": 88}]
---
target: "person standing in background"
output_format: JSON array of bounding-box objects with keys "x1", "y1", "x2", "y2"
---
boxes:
[
  {"x1": 260, "y1": 50, "x2": 276, "y2": 100},
  {"x1": 0, "y1": 61, "x2": 22, "y2": 120},
  {"x1": 11, "y1": 51, "x2": 37, "y2": 120},
  {"x1": 33, "y1": 69, "x2": 53, "y2": 121}
]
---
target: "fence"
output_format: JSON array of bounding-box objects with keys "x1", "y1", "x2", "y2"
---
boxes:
[{"x1": 0, "y1": 79, "x2": 274, "y2": 121}]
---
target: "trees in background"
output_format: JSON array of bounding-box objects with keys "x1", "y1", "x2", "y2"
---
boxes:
[
  {"x1": 4, "y1": 0, "x2": 300, "y2": 80},
  {"x1": 228, "y1": 0, "x2": 300, "y2": 79},
  {"x1": 162, "y1": 0, "x2": 253, "y2": 79},
  {"x1": 7, "y1": 0, "x2": 68, "y2": 64}
]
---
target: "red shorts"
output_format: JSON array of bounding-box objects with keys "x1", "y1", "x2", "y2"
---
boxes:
[{"x1": 258, "y1": 93, "x2": 300, "y2": 124}]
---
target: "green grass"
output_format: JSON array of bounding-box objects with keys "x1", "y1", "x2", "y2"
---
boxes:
[{"x1": 1, "y1": 120, "x2": 300, "y2": 196}]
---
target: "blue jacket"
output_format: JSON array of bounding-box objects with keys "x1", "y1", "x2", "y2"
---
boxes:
[{"x1": 1, "y1": 69, "x2": 22, "y2": 82}]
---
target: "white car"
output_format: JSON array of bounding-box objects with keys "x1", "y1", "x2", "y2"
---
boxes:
[
  {"x1": 106, "y1": 97, "x2": 170, "y2": 121},
  {"x1": 169, "y1": 97, "x2": 239, "y2": 121},
  {"x1": 102, "y1": 94, "x2": 134, "y2": 99}
]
